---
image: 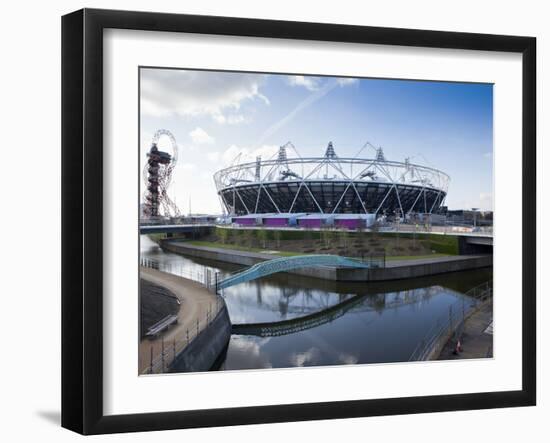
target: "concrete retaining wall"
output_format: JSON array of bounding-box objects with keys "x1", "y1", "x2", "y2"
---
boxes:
[
  {"x1": 337, "y1": 256, "x2": 493, "y2": 281},
  {"x1": 169, "y1": 305, "x2": 232, "y2": 373},
  {"x1": 161, "y1": 240, "x2": 492, "y2": 282}
]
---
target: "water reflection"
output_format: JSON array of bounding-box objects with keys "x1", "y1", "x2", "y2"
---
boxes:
[{"x1": 141, "y1": 236, "x2": 492, "y2": 369}]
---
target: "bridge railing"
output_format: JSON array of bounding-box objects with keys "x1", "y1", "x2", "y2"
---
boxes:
[
  {"x1": 359, "y1": 252, "x2": 385, "y2": 268},
  {"x1": 215, "y1": 253, "x2": 383, "y2": 291},
  {"x1": 408, "y1": 281, "x2": 493, "y2": 361},
  {"x1": 141, "y1": 252, "x2": 384, "y2": 296}
]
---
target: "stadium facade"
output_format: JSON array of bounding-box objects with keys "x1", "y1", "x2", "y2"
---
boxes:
[{"x1": 214, "y1": 142, "x2": 449, "y2": 219}]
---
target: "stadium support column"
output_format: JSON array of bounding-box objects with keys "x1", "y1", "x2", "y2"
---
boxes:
[{"x1": 255, "y1": 156, "x2": 261, "y2": 181}]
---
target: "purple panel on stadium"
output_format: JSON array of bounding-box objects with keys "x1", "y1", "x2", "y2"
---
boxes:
[
  {"x1": 299, "y1": 218, "x2": 322, "y2": 228},
  {"x1": 235, "y1": 218, "x2": 255, "y2": 226},
  {"x1": 264, "y1": 218, "x2": 288, "y2": 227},
  {"x1": 335, "y1": 219, "x2": 362, "y2": 230}
]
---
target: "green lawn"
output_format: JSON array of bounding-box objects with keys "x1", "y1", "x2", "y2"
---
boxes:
[
  {"x1": 186, "y1": 240, "x2": 449, "y2": 261},
  {"x1": 186, "y1": 240, "x2": 300, "y2": 257}
]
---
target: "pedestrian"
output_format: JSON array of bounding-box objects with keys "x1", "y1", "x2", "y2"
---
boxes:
[{"x1": 452, "y1": 339, "x2": 463, "y2": 355}]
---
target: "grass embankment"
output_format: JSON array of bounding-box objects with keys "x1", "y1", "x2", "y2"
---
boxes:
[
  {"x1": 145, "y1": 233, "x2": 167, "y2": 243},
  {"x1": 186, "y1": 240, "x2": 300, "y2": 257},
  {"x1": 178, "y1": 226, "x2": 460, "y2": 260},
  {"x1": 139, "y1": 279, "x2": 179, "y2": 339},
  {"x1": 187, "y1": 239, "x2": 450, "y2": 261}
]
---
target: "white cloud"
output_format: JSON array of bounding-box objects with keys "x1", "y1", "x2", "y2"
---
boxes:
[
  {"x1": 337, "y1": 352, "x2": 359, "y2": 365},
  {"x1": 225, "y1": 337, "x2": 273, "y2": 368},
  {"x1": 286, "y1": 75, "x2": 322, "y2": 91},
  {"x1": 483, "y1": 151, "x2": 492, "y2": 158},
  {"x1": 207, "y1": 151, "x2": 221, "y2": 162},
  {"x1": 289, "y1": 347, "x2": 321, "y2": 367},
  {"x1": 337, "y1": 77, "x2": 359, "y2": 87},
  {"x1": 178, "y1": 163, "x2": 197, "y2": 171},
  {"x1": 189, "y1": 127, "x2": 214, "y2": 144},
  {"x1": 213, "y1": 113, "x2": 249, "y2": 125},
  {"x1": 286, "y1": 75, "x2": 357, "y2": 91},
  {"x1": 140, "y1": 69, "x2": 269, "y2": 122}
]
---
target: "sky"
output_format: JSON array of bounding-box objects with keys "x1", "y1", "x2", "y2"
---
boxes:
[{"x1": 140, "y1": 68, "x2": 493, "y2": 214}]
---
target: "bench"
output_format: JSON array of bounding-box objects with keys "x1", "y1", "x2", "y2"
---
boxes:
[{"x1": 146, "y1": 314, "x2": 178, "y2": 338}]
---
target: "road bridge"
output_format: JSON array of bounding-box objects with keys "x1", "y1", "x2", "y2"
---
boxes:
[
  {"x1": 458, "y1": 234, "x2": 493, "y2": 254},
  {"x1": 139, "y1": 223, "x2": 214, "y2": 236}
]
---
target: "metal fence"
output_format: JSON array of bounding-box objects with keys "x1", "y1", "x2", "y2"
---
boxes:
[
  {"x1": 408, "y1": 281, "x2": 493, "y2": 361},
  {"x1": 139, "y1": 257, "x2": 225, "y2": 373},
  {"x1": 140, "y1": 257, "x2": 217, "y2": 292},
  {"x1": 361, "y1": 252, "x2": 386, "y2": 268},
  {"x1": 139, "y1": 292, "x2": 225, "y2": 374}
]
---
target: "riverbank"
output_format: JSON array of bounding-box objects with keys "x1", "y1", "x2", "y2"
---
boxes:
[
  {"x1": 186, "y1": 239, "x2": 450, "y2": 261},
  {"x1": 437, "y1": 300, "x2": 493, "y2": 360},
  {"x1": 141, "y1": 234, "x2": 493, "y2": 370},
  {"x1": 139, "y1": 267, "x2": 230, "y2": 374},
  {"x1": 160, "y1": 239, "x2": 492, "y2": 282}
]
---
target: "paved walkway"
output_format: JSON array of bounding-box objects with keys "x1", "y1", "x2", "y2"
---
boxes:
[
  {"x1": 385, "y1": 255, "x2": 488, "y2": 268},
  {"x1": 139, "y1": 267, "x2": 220, "y2": 374},
  {"x1": 437, "y1": 301, "x2": 493, "y2": 360}
]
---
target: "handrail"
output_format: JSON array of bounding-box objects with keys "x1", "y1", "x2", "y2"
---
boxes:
[
  {"x1": 142, "y1": 299, "x2": 225, "y2": 374},
  {"x1": 146, "y1": 314, "x2": 178, "y2": 337},
  {"x1": 139, "y1": 257, "x2": 225, "y2": 374},
  {"x1": 216, "y1": 254, "x2": 384, "y2": 290},
  {"x1": 408, "y1": 280, "x2": 492, "y2": 361}
]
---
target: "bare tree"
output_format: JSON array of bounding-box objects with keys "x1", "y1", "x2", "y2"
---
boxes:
[
  {"x1": 257, "y1": 229, "x2": 268, "y2": 249},
  {"x1": 274, "y1": 230, "x2": 281, "y2": 249}
]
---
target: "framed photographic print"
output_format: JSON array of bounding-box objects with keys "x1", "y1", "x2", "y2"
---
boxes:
[{"x1": 61, "y1": 8, "x2": 536, "y2": 435}]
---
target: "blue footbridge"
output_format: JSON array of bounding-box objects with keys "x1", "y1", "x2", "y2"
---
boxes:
[
  {"x1": 216, "y1": 254, "x2": 378, "y2": 291},
  {"x1": 139, "y1": 254, "x2": 455, "y2": 340},
  {"x1": 140, "y1": 253, "x2": 382, "y2": 295}
]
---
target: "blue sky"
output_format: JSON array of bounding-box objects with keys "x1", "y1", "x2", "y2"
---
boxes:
[{"x1": 140, "y1": 68, "x2": 493, "y2": 214}]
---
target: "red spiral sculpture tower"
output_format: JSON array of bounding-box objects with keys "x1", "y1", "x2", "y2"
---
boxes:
[{"x1": 143, "y1": 130, "x2": 180, "y2": 218}]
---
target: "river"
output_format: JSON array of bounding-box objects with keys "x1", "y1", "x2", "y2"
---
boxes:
[{"x1": 141, "y1": 235, "x2": 492, "y2": 370}]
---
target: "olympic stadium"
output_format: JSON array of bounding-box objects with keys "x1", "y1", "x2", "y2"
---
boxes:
[{"x1": 213, "y1": 142, "x2": 450, "y2": 225}]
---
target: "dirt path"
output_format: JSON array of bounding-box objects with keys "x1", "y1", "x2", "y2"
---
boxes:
[{"x1": 139, "y1": 267, "x2": 220, "y2": 374}]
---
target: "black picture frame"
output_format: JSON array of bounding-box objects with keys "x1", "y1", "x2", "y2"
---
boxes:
[{"x1": 61, "y1": 8, "x2": 536, "y2": 435}]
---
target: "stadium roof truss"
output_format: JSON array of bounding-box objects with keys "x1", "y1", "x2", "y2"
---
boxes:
[{"x1": 214, "y1": 143, "x2": 450, "y2": 217}]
